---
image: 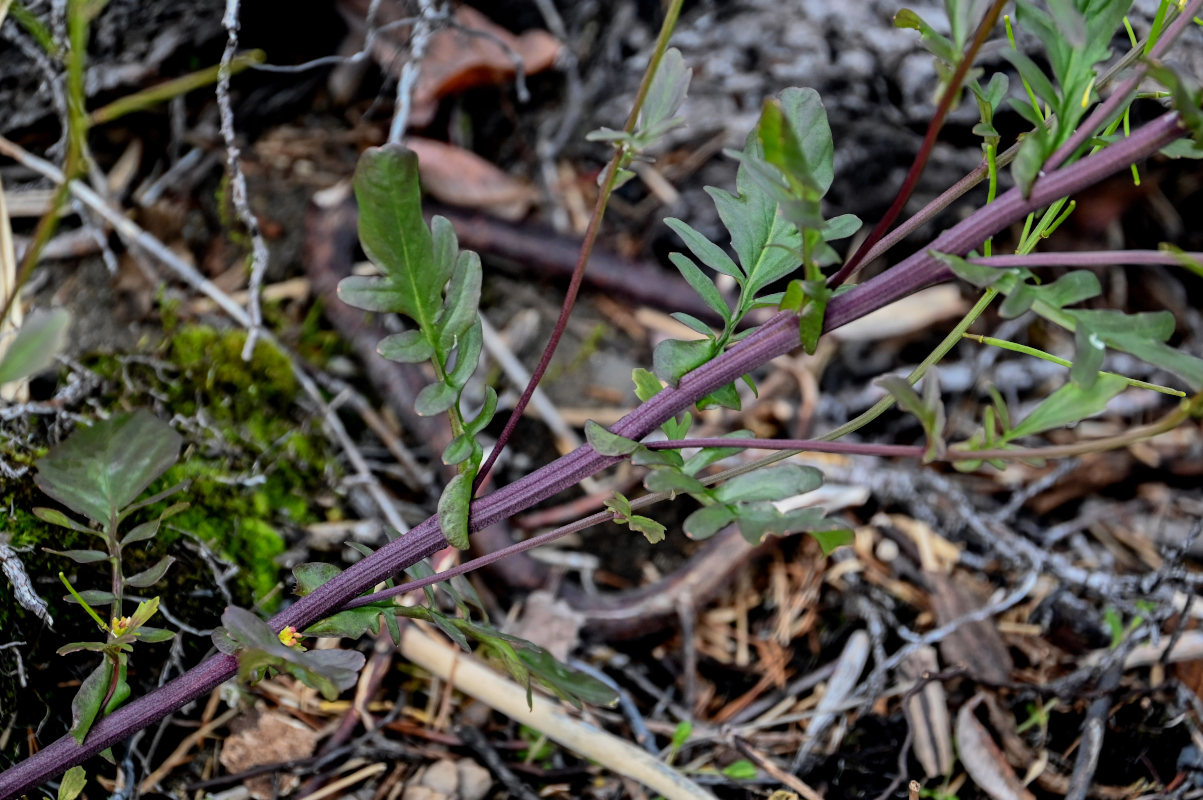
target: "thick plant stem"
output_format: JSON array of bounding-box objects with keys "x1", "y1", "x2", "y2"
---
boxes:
[{"x1": 0, "y1": 110, "x2": 1188, "y2": 800}]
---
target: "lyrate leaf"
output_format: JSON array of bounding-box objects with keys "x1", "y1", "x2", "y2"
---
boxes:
[{"x1": 341, "y1": 145, "x2": 444, "y2": 330}]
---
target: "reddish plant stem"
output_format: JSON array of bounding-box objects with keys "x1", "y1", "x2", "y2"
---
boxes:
[
  {"x1": 0, "y1": 110, "x2": 1187, "y2": 800},
  {"x1": 827, "y1": 0, "x2": 1008, "y2": 289}
]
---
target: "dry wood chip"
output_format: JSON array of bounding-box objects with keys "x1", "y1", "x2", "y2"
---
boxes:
[
  {"x1": 218, "y1": 709, "x2": 318, "y2": 799},
  {"x1": 955, "y1": 695, "x2": 1036, "y2": 800},
  {"x1": 928, "y1": 571, "x2": 1014, "y2": 685},
  {"x1": 900, "y1": 646, "x2": 953, "y2": 778}
]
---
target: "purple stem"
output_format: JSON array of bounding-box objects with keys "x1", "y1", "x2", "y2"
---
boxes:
[
  {"x1": 970, "y1": 251, "x2": 1203, "y2": 268},
  {"x1": 0, "y1": 110, "x2": 1186, "y2": 800}
]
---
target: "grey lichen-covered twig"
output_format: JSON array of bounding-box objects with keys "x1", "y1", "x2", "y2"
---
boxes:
[{"x1": 0, "y1": 540, "x2": 53, "y2": 626}]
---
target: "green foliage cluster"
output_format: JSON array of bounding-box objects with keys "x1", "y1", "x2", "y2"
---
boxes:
[
  {"x1": 32, "y1": 412, "x2": 184, "y2": 747},
  {"x1": 339, "y1": 145, "x2": 492, "y2": 550}
]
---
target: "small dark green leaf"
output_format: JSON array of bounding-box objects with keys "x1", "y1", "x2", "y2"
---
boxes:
[
  {"x1": 33, "y1": 507, "x2": 96, "y2": 536},
  {"x1": 438, "y1": 472, "x2": 473, "y2": 550},
  {"x1": 438, "y1": 251, "x2": 483, "y2": 349},
  {"x1": 638, "y1": 47, "x2": 690, "y2": 136},
  {"x1": 70, "y1": 660, "x2": 111, "y2": 744},
  {"x1": 57, "y1": 641, "x2": 110, "y2": 655},
  {"x1": 125, "y1": 556, "x2": 174, "y2": 588},
  {"x1": 65, "y1": 589, "x2": 116, "y2": 607},
  {"x1": 644, "y1": 468, "x2": 707, "y2": 497},
  {"x1": 584, "y1": 420, "x2": 639, "y2": 456},
  {"x1": 120, "y1": 518, "x2": 161, "y2": 547},
  {"x1": 1034, "y1": 270, "x2": 1101, "y2": 309},
  {"x1": 653, "y1": 338, "x2": 713, "y2": 386},
  {"x1": 377, "y1": 330, "x2": 434, "y2": 363},
  {"x1": 35, "y1": 411, "x2": 182, "y2": 531},
  {"x1": 294, "y1": 562, "x2": 342, "y2": 595},
  {"x1": 684, "y1": 504, "x2": 737, "y2": 540},
  {"x1": 998, "y1": 282, "x2": 1037, "y2": 318},
  {"x1": 0, "y1": 307, "x2": 70, "y2": 383},
  {"x1": 464, "y1": 386, "x2": 498, "y2": 436},
  {"x1": 135, "y1": 627, "x2": 175, "y2": 643},
  {"x1": 697, "y1": 381, "x2": 742, "y2": 411},
  {"x1": 415, "y1": 381, "x2": 457, "y2": 417},
  {"x1": 671, "y1": 312, "x2": 716, "y2": 337},
  {"x1": 442, "y1": 434, "x2": 474, "y2": 466},
  {"x1": 445, "y1": 318, "x2": 483, "y2": 389},
  {"x1": 631, "y1": 445, "x2": 684, "y2": 468},
  {"x1": 304, "y1": 607, "x2": 382, "y2": 639},
  {"x1": 722, "y1": 760, "x2": 759, "y2": 780},
  {"x1": 1011, "y1": 129, "x2": 1050, "y2": 197},
  {"x1": 220, "y1": 606, "x2": 279, "y2": 650},
  {"x1": 514, "y1": 642, "x2": 619, "y2": 709},
  {"x1": 45, "y1": 549, "x2": 108, "y2": 564}
]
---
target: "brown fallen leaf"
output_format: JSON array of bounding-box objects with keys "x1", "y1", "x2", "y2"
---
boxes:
[
  {"x1": 219, "y1": 709, "x2": 318, "y2": 799},
  {"x1": 956, "y1": 695, "x2": 1036, "y2": 800},
  {"x1": 900, "y1": 646, "x2": 953, "y2": 778},
  {"x1": 407, "y1": 136, "x2": 538, "y2": 221},
  {"x1": 339, "y1": 2, "x2": 561, "y2": 127},
  {"x1": 929, "y1": 571, "x2": 1014, "y2": 685}
]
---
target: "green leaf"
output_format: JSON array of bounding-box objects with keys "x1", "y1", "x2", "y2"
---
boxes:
[
  {"x1": 442, "y1": 433, "x2": 475, "y2": 466},
  {"x1": 464, "y1": 386, "x2": 498, "y2": 436},
  {"x1": 65, "y1": 589, "x2": 116, "y2": 607},
  {"x1": 644, "y1": 468, "x2": 707, "y2": 497},
  {"x1": 584, "y1": 419, "x2": 639, "y2": 456},
  {"x1": 668, "y1": 253, "x2": 730, "y2": 322},
  {"x1": 445, "y1": 318, "x2": 483, "y2": 389},
  {"x1": 810, "y1": 527, "x2": 854, "y2": 555},
  {"x1": 35, "y1": 411, "x2": 182, "y2": 532},
  {"x1": 57, "y1": 641, "x2": 110, "y2": 655},
  {"x1": 0, "y1": 307, "x2": 71, "y2": 383},
  {"x1": 734, "y1": 504, "x2": 827, "y2": 544},
  {"x1": 438, "y1": 250, "x2": 483, "y2": 350},
  {"x1": 632, "y1": 368, "x2": 663, "y2": 402},
  {"x1": 1005, "y1": 373, "x2": 1128, "y2": 441},
  {"x1": 653, "y1": 337, "x2": 713, "y2": 386},
  {"x1": 124, "y1": 556, "x2": 174, "y2": 588},
  {"x1": 697, "y1": 381, "x2": 742, "y2": 411},
  {"x1": 822, "y1": 213, "x2": 861, "y2": 241},
  {"x1": 135, "y1": 627, "x2": 175, "y2": 643},
  {"x1": 713, "y1": 464, "x2": 823, "y2": 504},
  {"x1": 415, "y1": 381, "x2": 457, "y2": 417},
  {"x1": 70, "y1": 660, "x2": 111, "y2": 744},
  {"x1": 294, "y1": 562, "x2": 341, "y2": 595},
  {"x1": 344, "y1": 145, "x2": 443, "y2": 329},
  {"x1": 1036, "y1": 270, "x2": 1102, "y2": 308},
  {"x1": 665, "y1": 218, "x2": 742, "y2": 280},
  {"x1": 438, "y1": 471, "x2": 473, "y2": 550},
  {"x1": 33, "y1": 507, "x2": 97, "y2": 536},
  {"x1": 514, "y1": 642, "x2": 618, "y2": 709},
  {"x1": 628, "y1": 515, "x2": 667, "y2": 544},
  {"x1": 684, "y1": 504, "x2": 737, "y2": 540},
  {"x1": 1071, "y1": 325, "x2": 1105, "y2": 389},
  {"x1": 1011, "y1": 129, "x2": 1050, "y2": 197},
  {"x1": 58, "y1": 765, "x2": 87, "y2": 800},
  {"x1": 120, "y1": 518, "x2": 161, "y2": 547},
  {"x1": 631, "y1": 445, "x2": 684, "y2": 468},
  {"x1": 762, "y1": 88, "x2": 835, "y2": 195},
  {"x1": 304, "y1": 607, "x2": 383, "y2": 639},
  {"x1": 722, "y1": 760, "x2": 759, "y2": 780},
  {"x1": 639, "y1": 47, "x2": 691, "y2": 136},
  {"x1": 45, "y1": 549, "x2": 108, "y2": 564},
  {"x1": 670, "y1": 313, "x2": 714, "y2": 338},
  {"x1": 377, "y1": 330, "x2": 434, "y2": 363}
]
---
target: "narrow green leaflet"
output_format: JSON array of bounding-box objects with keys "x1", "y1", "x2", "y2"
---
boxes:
[
  {"x1": 1005, "y1": 372, "x2": 1128, "y2": 441},
  {"x1": 70, "y1": 659, "x2": 111, "y2": 744}
]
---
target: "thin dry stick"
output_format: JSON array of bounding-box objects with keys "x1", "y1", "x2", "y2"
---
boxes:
[
  {"x1": 389, "y1": 0, "x2": 443, "y2": 143},
  {"x1": 0, "y1": 136, "x2": 410, "y2": 537},
  {"x1": 399, "y1": 624, "x2": 720, "y2": 800},
  {"x1": 218, "y1": 0, "x2": 271, "y2": 362}
]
